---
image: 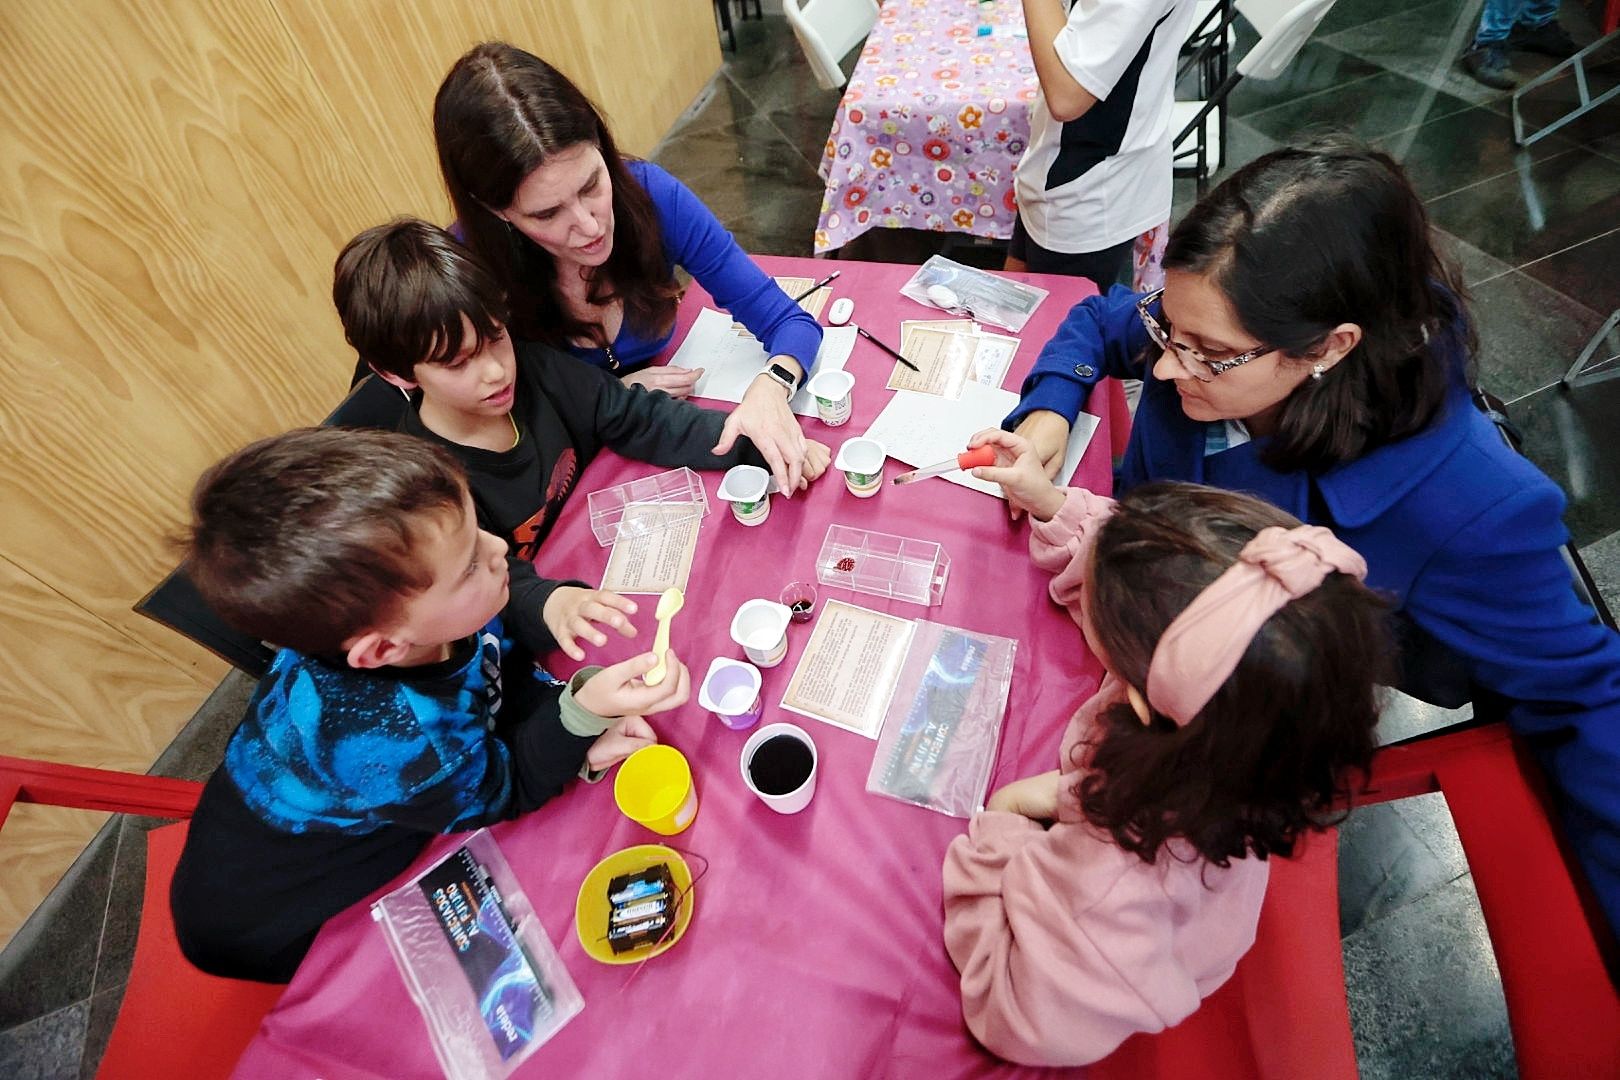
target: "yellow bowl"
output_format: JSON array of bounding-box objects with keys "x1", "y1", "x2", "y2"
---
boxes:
[{"x1": 574, "y1": 844, "x2": 695, "y2": 965}]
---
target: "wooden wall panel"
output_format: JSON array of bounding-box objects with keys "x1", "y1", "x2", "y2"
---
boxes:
[{"x1": 0, "y1": 0, "x2": 393, "y2": 675}]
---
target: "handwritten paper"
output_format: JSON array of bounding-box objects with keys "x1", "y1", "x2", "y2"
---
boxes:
[
  {"x1": 863, "y1": 383, "x2": 1102, "y2": 498},
  {"x1": 779, "y1": 600, "x2": 916, "y2": 738},
  {"x1": 678, "y1": 308, "x2": 856, "y2": 417},
  {"x1": 599, "y1": 504, "x2": 701, "y2": 594}
]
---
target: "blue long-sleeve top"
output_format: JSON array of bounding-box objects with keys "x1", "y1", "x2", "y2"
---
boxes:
[
  {"x1": 1007, "y1": 285, "x2": 1620, "y2": 939},
  {"x1": 561, "y1": 160, "x2": 824, "y2": 375}
]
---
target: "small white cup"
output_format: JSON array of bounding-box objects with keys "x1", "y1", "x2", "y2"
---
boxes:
[
  {"x1": 697, "y1": 657, "x2": 765, "y2": 730},
  {"x1": 717, "y1": 464, "x2": 773, "y2": 526},
  {"x1": 834, "y1": 437, "x2": 886, "y2": 498},
  {"x1": 740, "y1": 723, "x2": 818, "y2": 814},
  {"x1": 730, "y1": 599, "x2": 792, "y2": 668},
  {"x1": 807, "y1": 370, "x2": 855, "y2": 427}
]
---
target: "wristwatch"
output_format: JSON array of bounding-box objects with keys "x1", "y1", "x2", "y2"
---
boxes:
[{"x1": 758, "y1": 361, "x2": 801, "y2": 399}]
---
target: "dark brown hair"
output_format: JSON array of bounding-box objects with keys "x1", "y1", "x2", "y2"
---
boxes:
[
  {"x1": 1163, "y1": 138, "x2": 1474, "y2": 473},
  {"x1": 433, "y1": 42, "x2": 681, "y2": 346},
  {"x1": 187, "y1": 428, "x2": 468, "y2": 654},
  {"x1": 332, "y1": 218, "x2": 510, "y2": 381},
  {"x1": 1078, "y1": 482, "x2": 1392, "y2": 866}
]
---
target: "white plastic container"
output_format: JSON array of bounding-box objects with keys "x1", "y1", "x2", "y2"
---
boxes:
[
  {"x1": 716, "y1": 464, "x2": 774, "y2": 526},
  {"x1": 834, "y1": 437, "x2": 885, "y2": 497},
  {"x1": 729, "y1": 599, "x2": 792, "y2": 668}
]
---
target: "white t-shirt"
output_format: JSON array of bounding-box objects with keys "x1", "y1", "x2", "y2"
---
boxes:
[{"x1": 1016, "y1": 0, "x2": 1197, "y2": 253}]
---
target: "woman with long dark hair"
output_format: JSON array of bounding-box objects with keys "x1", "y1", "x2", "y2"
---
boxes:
[
  {"x1": 987, "y1": 140, "x2": 1620, "y2": 943},
  {"x1": 434, "y1": 42, "x2": 823, "y2": 492}
]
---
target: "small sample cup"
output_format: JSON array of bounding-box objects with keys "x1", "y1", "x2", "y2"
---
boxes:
[
  {"x1": 717, "y1": 464, "x2": 772, "y2": 526},
  {"x1": 835, "y1": 437, "x2": 886, "y2": 498},
  {"x1": 779, "y1": 581, "x2": 818, "y2": 623},
  {"x1": 807, "y1": 370, "x2": 855, "y2": 427},
  {"x1": 697, "y1": 657, "x2": 765, "y2": 731},
  {"x1": 740, "y1": 723, "x2": 818, "y2": 814},
  {"x1": 613, "y1": 745, "x2": 698, "y2": 835},
  {"x1": 730, "y1": 598, "x2": 792, "y2": 668}
]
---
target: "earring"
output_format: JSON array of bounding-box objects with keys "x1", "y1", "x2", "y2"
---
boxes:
[{"x1": 1311, "y1": 363, "x2": 1326, "y2": 381}]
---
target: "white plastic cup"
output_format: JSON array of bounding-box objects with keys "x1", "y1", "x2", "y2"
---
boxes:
[
  {"x1": 835, "y1": 437, "x2": 886, "y2": 498},
  {"x1": 718, "y1": 464, "x2": 772, "y2": 526},
  {"x1": 730, "y1": 599, "x2": 792, "y2": 668},
  {"x1": 807, "y1": 370, "x2": 855, "y2": 427},
  {"x1": 697, "y1": 657, "x2": 765, "y2": 730},
  {"x1": 740, "y1": 723, "x2": 818, "y2": 814}
]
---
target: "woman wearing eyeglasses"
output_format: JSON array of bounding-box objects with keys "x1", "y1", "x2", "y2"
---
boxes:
[{"x1": 981, "y1": 141, "x2": 1620, "y2": 943}]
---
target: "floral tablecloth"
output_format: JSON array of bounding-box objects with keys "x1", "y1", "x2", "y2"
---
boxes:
[{"x1": 815, "y1": 0, "x2": 1036, "y2": 253}]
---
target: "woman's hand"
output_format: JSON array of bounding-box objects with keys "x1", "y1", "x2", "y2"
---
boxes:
[
  {"x1": 1013, "y1": 409, "x2": 1073, "y2": 479},
  {"x1": 575, "y1": 649, "x2": 692, "y2": 719},
  {"x1": 967, "y1": 428, "x2": 1067, "y2": 523},
  {"x1": 985, "y1": 770, "x2": 1062, "y2": 821},
  {"x1": 543, "y1": 587, "x2": 638, "y2": 661},
  {"x1": 623, "y1": 365, "x2": 704, "y2": 399},
  {"x1": 713, "y1": 370, "x2": 810, "y2": 495},
  {"x1": 586, "y1": 715, "x2": 658, "y2": 773}
]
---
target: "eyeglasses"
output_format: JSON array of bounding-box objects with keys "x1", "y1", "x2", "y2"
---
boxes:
[{"x1": 1135, "y1": 289, "x2": 1278, "y2": 382}]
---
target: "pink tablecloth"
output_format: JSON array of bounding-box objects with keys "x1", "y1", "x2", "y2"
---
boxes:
[
  {"x1": 234, "y1": 259, "x2": 1117, "y2": 1079},
  {"x1": 816, "y1": 1, "x2": 1035, "y2": 253}
]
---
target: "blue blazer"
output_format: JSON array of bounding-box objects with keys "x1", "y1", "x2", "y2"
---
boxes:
[{"x1": 1011, "y1": 286, "x2": 1620, "y2": 938}]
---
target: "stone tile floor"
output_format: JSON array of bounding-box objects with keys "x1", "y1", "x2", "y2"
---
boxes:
[{"x1": 5, "y1": 1, "x2": 1617, "y2": 1075}]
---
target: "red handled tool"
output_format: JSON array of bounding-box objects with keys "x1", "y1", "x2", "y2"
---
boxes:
[{"x1": 890, "y1": 445, "x2": 997, "y2": 486}]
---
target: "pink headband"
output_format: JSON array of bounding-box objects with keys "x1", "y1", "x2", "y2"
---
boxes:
[{"x1": 1145, "y1": 525, "x2": 1368, "y2": 726}]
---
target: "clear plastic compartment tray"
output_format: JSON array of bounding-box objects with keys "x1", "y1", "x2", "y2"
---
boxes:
[
  {"x1": 587, "y1": 467, "x2": 709, "y2": 547},
  {"x1": 814, "y1": 524, "x2": 950, "y2": 607}
]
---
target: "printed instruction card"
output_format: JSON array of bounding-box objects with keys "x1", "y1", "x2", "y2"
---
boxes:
[
  {"x1": 599, "y1": 504, "x2": 701, "y2": 594},
  {"x1": 779, "y1": 599, "x2": 916, "y2": 738}
]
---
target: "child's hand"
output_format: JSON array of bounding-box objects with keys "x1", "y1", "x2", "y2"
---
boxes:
[
  {"x1": 586, "y1": 715, "x2": 658, "y2": 772},
  {"x1": 802, "y1": 439, "x2": 832, "y2": 483},
  {"x1": 985, "y1": 770, "x2": 1062, "y2": 820},
  {"x1": 967, "y1": 428, "x2": 1067, "y2": 523},
  {"x1": 543, "y1": 587, "x2": 638, "y2": 661},
  {"x1": 623, "y1": 365, "x2": 704, "y2": 399},
  {"x1": 575, "y1": 650, "x2": 691, "y2": 719}
]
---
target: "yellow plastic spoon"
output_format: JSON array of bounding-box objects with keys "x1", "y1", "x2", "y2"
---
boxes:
[{"x1": 644, "y1": 587, "x2": 685, "y2": 686}]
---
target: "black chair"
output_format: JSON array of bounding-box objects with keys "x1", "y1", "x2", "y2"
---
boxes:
[{"x1": 134, "y1": 375, "x2": 409, "y2": 676}]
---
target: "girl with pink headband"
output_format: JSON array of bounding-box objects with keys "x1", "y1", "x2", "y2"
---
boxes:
[{"x1": 941, "y1": 465, "x2": 1392, "y2": 1066}]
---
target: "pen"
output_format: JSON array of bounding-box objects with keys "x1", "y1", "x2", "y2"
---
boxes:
[
  {"x1": 855, "y1": 326, "x2": 922, "y2": 372},
  {"x1": 791, "y1": 271, "x2": 841, "y2": 302}
]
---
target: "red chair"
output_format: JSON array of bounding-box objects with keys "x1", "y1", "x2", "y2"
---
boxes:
[
  {"x1": 0, "y1": 756, "x2": 284, "y2": 1079},
  {"x1": 1091, "y1": 721, "x2": 1620, "y2": 1079},
  {"x1": 1355, "y1": 723, "x2": 1620, "y2": 1078}
]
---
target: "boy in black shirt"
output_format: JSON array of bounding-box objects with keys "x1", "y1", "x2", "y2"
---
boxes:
[{"x1": 333, "y1": 219, "x2": 829, "y2": 659}]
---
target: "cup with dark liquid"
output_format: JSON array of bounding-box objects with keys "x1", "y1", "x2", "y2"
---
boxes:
[{"x1": 739, "y1": 723, "x2": 818, "y2": 814}]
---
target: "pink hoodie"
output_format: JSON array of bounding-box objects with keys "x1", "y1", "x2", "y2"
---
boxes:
[{"x1": 942, "y1": 488, "x2": 1269, "y2": 1067}]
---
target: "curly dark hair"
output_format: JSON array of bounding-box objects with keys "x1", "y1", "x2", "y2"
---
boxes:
[
  {"x1": 1077, "y1": 482, "x2": 1393, "y2": 866},
  {"x1": 1164, "y1": 138, "x2": 1475, "y2": 473},
  {"x1": 433, "y1": 42, "x2": 682, "y2": 348}
]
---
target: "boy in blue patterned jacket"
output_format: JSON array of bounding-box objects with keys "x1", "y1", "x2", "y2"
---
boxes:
[{"x1": 169, "y1": 427, "x2": 692, "y2": 982}]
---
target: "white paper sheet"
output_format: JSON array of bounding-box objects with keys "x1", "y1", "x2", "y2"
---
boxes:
[
  {"x1": 863, "y1": 383, "x2": 1102, "y2": 498},
  {"x1": 677, "y1": 307, "x2": 856, "y2": 417}
]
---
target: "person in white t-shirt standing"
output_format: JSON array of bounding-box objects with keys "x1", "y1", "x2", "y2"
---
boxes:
[{"x1": 1008, "y1": 0, "x2": 1197, "y2": 289}]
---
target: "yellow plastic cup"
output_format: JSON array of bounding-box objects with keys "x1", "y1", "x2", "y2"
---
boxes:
[{"x1": 613, "y1": 745, "x2": 698, "y2": 835}]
